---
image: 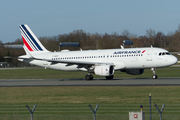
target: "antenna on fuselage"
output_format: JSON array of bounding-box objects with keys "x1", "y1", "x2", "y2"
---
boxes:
[{"x1": 120, "y1": 45, "x2": 124, "y2": 49}]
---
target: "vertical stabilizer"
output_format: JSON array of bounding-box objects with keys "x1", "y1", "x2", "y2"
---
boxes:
[{"x1": 19, "y1": 24, "x2": 48, "y2": 55}]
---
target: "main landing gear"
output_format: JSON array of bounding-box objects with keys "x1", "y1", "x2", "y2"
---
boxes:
[
  {"x1": 106, "y1": 75, "x2": 114, "y2": 80},
  {"x1": 151, "y1": 68, "x2": 158, "y2": 79},
  {"x1": 85, "y1": 74, "x2": 93, "y2": 80},
  {"x1": 85, "y1": 74, "x2": 114, "y2": 80}
]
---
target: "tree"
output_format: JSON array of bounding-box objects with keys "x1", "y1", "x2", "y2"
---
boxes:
[
  {"x1": 155, "y1": 32, "x2": 165, "y2": 47},
  {"x1": 146, "y1": 28, "x2": 156, "y2": 45},
  {"x1": 121, "y1": 30, "x2": 131, "y2": 39},
  {"x1": 13, "y1": 38, "x2": 23, "y2": 44}
]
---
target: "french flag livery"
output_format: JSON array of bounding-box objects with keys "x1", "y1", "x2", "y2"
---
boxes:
[
  {"x1": 19, "y1": 25, "x2": 48, "y2": 52},
  {"x1": 142, "y1": 50, "x2": 146, "y2": 53}
]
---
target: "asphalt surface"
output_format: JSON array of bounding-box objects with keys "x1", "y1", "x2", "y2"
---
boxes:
[{"x1": 0, "y1": 78, "x2": 180, "y2": 87}]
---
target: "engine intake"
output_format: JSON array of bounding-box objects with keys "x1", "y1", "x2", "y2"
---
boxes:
[{"x1": 94, "y1": 65, "x2": 114, "y2": 76}]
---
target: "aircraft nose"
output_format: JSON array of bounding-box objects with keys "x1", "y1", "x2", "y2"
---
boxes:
[{"x1": 170, "y1": 56, "x2": 178, "y2": 65}]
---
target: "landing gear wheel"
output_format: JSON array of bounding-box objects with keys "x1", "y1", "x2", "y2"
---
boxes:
[
  {"x1": 152, "y1": 75, "x2": 158, "y2": 79},
  {"x1": 90, "y1": 75, "x2": 93, "y2": 80},
  {"x1": 85, "y1": 75, "x2": 93, "y2": 80},
  {"x1": 106, "y1": 75, "x2": 114, "y2": 80},
  {"x1": 85, "y1": 75, "x2": 90, "y2": 80},
  {"x1": 151, "y1": 68, "x2": 158, "y2": 79}
]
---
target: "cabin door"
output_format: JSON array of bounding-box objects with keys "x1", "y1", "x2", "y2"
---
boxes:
[{"x1": 147, "y1": 49, "x2": 153, "y2": 61}]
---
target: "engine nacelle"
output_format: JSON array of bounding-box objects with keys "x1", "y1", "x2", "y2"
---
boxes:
[
  {"x1": 94, "y1": 65, "x2": 114, "y2": 76},
  {"x1": 121, "y1": 69, "x2": 144, "y2": 75}
]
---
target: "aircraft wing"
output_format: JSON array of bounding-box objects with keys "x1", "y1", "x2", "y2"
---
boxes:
[
  {"x1": 18, "y1": 56, "x2": 114, "y2": 66},
  {"x1": 18, "y1": 56, "x2": 127, "y2": 70},
  {"x1": 41, "y1": 58, "x2": 114, "y2": 66}
]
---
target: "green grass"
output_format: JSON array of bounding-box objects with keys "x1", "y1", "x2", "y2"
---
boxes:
[
  {"x1": 0, "y1": 66, "x2": 180, "y2": 79},
  {"x1": 0, "y1": 67, "x2": 180, "y2": 119},
  {"x1": 0, "y1": 86, "x2": 180, "y2": 104},
  {"x1": 0, "y1": 86, "x2": 180, "y2": 120}
]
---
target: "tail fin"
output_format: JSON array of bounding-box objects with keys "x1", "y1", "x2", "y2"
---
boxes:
[{"x1": 19, "y1": 24, "x2": 48, "y2": 54}]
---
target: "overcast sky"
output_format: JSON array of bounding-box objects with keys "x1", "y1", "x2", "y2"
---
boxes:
[{"x1": 0, "y1": 0, "x2": 180, "y2": 43}]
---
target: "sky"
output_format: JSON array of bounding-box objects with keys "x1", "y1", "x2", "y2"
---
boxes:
[{"x1": 0, "y1": 0, "x2": 180, "y2": 43}]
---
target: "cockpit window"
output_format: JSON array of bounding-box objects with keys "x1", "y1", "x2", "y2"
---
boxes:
[
  {"x1": 166, "y1": 52, "x2": 170, "y2": 55},
  {"x1": 159, "y1": 52, "x2": 170, "y2": 56}
]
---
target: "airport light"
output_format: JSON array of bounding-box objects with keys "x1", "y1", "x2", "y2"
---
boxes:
[{"x1": 140, "y1": 105, "x2": 143, "y2": 112}]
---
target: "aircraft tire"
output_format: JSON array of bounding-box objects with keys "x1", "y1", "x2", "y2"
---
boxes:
[
  {"x1": 90, "y1": 75, "x2": 93, "y2": 80},
  {"x1": 85, "y1": 75, "x2": 93, "y2": 80},
  {"x1": 85, "y1": 75, "x2": 90, "y2": 80},
  {"x1": 152, "y1": 75, "x2": 158, "y2": 79},
  {"x1": 106, "y1": 75, "x2": 114, "y2": 80}
]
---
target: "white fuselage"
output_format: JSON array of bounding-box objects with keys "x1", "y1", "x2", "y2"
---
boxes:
[{"x1": 19, "y1": 47, "x2": 178, "y2": 71}]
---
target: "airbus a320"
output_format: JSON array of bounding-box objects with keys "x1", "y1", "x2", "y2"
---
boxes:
[{"x1": 18, "y1": 24, "x2": 178, "y2": 80}]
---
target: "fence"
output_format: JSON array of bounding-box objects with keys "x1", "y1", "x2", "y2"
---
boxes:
[{"x1": 0, "y1": 104, "x2": 180, "y2": 120}]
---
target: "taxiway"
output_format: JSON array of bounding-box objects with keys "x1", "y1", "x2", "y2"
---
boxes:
[{"x1": 0, "y1": 78, "x2": 180, "y2": 87}]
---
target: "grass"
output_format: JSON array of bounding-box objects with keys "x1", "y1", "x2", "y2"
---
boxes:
[
  {"x1": 0, "y1": 67, "x2": 180, "y2": 119},
  {"x1": 0, "y1": 86, "x2": 179, "y2": 119},
  {"x1": 0, "y1": 66, "x2": 180, "y2": 79},
  {"x1": 0, "y1": 86, "x2": 180, "y2": 104}
]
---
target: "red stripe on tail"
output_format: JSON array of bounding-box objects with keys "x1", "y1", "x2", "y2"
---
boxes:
[{"x1": 22, "y1": 36, "x2": 33, "y2": 51}]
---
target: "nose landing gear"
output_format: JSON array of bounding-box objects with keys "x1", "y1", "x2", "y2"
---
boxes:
[{"x1": 151, "y1": 68, "x2": 158, "y2": 79}]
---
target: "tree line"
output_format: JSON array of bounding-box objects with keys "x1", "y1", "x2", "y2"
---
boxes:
[{"x1": 1, "y1": 25, "x2": 180, "y2": 66}]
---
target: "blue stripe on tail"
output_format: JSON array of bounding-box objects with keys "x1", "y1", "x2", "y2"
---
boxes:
[
  {"x1": 21, "y1": 25, "x2": 43, "y2": 51},
  {"x1": 20, "y1": 26, "x2": 38, "y2": 51}
]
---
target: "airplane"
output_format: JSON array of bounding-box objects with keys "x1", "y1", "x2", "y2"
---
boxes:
[{"x1": 18, "y1": 24, "x2": 178, "y2": 80}]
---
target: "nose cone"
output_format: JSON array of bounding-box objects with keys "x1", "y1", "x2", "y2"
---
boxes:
[{"x1": 169, "y1": 55, "x2": 178, "y2": 65}]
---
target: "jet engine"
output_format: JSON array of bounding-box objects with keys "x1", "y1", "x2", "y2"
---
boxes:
[
  {"x1": 94, "y1": 65, "x2": 114, "y2": 76},
  {"x1": 121, "y1": 69, "x2": 144, "y2": 75}
]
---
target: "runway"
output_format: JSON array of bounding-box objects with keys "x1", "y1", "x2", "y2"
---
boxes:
[{"x1": 0, "y1": 78, "x2": 180, "y2": 87}]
